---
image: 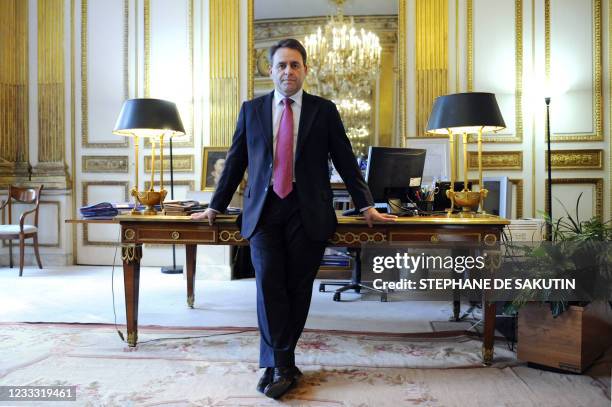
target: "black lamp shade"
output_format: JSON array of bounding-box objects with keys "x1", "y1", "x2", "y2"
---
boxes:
[
  {"x1": 113, "y1": 98, "x2": 186, "y2": 137},
  {"x1": 426, "y1": 92, "x2": 506, "y2": 134}
]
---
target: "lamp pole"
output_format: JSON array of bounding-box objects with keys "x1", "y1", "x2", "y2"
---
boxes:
[{"x1": 545, "y1": 97, "x2": 552, "y2": 241}]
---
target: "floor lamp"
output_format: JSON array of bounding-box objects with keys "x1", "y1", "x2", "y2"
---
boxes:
[
  {"x1": 545, "y1": 97, "x2": 553, "y2": 241},
  {"x1": 161, "y1": 137, "x2": 183, "y2": 274}
]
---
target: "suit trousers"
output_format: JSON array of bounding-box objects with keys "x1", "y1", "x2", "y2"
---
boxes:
[{"x1": 248, "y1": 188, "x2": 327, "y2": 367}]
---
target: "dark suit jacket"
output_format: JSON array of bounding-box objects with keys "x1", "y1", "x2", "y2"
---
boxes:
[{"x1": 209, "y1": 91, "x2": 374, "y2": 241}]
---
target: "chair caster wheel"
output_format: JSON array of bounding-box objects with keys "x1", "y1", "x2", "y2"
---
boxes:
[
  {"x1": 333, "y1": 292, "x2": 341, "y2": 301},
  {"x1": 381, "y1": 294, "x2": 387, "y2": 302},
  {"x1": 319, "y1": 284, "x2": 325, "y2": 292}
]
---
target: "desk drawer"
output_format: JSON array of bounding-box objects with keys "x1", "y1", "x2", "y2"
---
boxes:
[
  {"x1": 389, "y1": 232, "x2": 482, "y2": 243},
  {"x1": 136, "y1": 227, "x2": 216, "y2": 243}
]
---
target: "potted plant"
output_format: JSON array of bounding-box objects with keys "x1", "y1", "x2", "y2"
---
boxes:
[{"x1": 506, "y1": 194, "x2": 612, "y2": 372}]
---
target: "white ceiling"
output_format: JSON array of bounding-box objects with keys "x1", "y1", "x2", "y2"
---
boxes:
[{"x1": 254, "y1": 0, "x2": 398, "y2": 20}]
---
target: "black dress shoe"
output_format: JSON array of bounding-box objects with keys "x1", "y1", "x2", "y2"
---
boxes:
[
  {"x1": 289, "y1": 366, "x2": 303, "y2": 380},
  {"x1": 263, "y1": 367, "x2": 296, "y2": 399},
  {"x1": 256, "y1": 368, "x2": 273, "y2": 394}
]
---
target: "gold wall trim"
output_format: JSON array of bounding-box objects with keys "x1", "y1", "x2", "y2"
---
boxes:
[
  {"x1": 545, "y1": 178, "x2": 604, "y2": 222},
  {"x1": 467, "y1": 0, "x2": 473, "y2": 92},
  {"x1": 82, "y1": 156, "x2": 129, "y2": 173},
  {"x1": 399, "y1": 0, "x2": 406, "y2": 143},
  {"x1": 545, "y1": 149, "x2": 603, "y2": 170},
  {"x1": 247, "y1": 0, "x2": 254, "y2": 100},
  {"x1": 609, "y1": 0, "x2": 612, "y2": 219},
  {"x1": 210, "y1": 0, "x2": 240, "y2": 147},
  {"x1": 144, "y1": 154, "x2": 194, "y2": 173},
  {"x1": 531, "y1": 0, "x2": 536, "y2": 217},
  {"x1": 471, "y1": 178, "x2": 524, "y2": 219},
  {"x1": 415, "y1": 0, "x2": 448, "y2": 138},
  {"x1": 0, "y1": 0, "x2": 29, "y2": 173},
  {"x1": 547, "y1": 0, "x2": 603, "y2": 142},
  {"x1": 144, "y1": 0, "x2": 150, "y2": 97},
  {"x1": 467, "y1": 151, "x2": 523, "y2": 171},
  {"x1": 37, "y1": 0, "x2": 66, "y2": 163},
  {"x1": 513, "y1": 178, "x2": 524, "y2": 219},
  {"x1": 467, "y1": 0, "x2": 523, "y2": 143},
  {"x1": 82, "y1": 181, "x2": 128, "y2": 246},
  {"x1": 80, "y1": 0, "x2": 129, "y2": 148}
]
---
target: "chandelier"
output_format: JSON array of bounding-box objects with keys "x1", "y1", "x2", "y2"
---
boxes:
[
  {"x1": 304, "y1": 0, "x2": 382, "y2": 100},
  {"x1": 335, "y1": 98, "x2": 371, "y2": 156}
]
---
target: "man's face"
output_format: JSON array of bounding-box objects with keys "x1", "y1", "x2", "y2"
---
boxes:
[{"x1": 269, "y1": 47, "x2": 308, "y2": 97}]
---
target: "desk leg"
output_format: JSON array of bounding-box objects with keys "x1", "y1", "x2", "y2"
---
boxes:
[
  {"x1": 121, "y1": 243, "x2": 142, "y2": 347},
  {"x1": 482, "y1": 301, "x2": 495, "y2": 365},
  {"x1": 186, "y1": 244, "x2": 197, "y2": 308}
]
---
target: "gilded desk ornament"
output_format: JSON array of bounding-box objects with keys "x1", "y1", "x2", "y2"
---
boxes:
[
  {"x1": 219, "y1": 230, "x2": 246, "y2": 243},
  {"x1": 331, "y1": 231, "x2": 386, "y2": 245},
  {"x1": 483, "y1": 234, "x2": 497, "y2": 246},
  {"x1": 127, "y1": 331, "x2": 138, "y2": 347},
  {"x1": 171, "y1": 231, "x2": 180, "y2": 240},
  {"x1": 482, "y1": 346, "x2": 494, "y2": 365},
  {"x1": 121, "y1": 244, "x2": 142, "y2": 264},
  {"x1": 124, "y1": 228, "x2": 136, "y2": 241}
]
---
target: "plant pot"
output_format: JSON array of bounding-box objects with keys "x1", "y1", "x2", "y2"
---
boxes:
[{"x1": 517, "y1": 301, "x2": 612, "y2": 373}]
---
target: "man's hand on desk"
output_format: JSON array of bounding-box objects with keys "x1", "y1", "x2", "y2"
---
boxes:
[
  {"x1": 190, "y1": 208, "x2": 218, "y2": 225},
  {"x1": 362, "y1": 207, "x2": 397, "y2": 228}
]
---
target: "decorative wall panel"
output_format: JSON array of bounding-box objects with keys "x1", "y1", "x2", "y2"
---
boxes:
[
  {"x1": 81, "y1": 0, "x2": 129, "y2": 148},
  {"x1": 468, "y1": 0, "x2": 522, "y2": 142},
  {"x1": 546, "y1": 0, "x2": 602, "y2": 141}
]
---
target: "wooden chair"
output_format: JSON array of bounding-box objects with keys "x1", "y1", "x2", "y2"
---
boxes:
[{"x1": 0, "y1": 185, "x2": 44, "y2": 276}]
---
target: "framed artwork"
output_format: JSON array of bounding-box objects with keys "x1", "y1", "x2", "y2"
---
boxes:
[{"x1": 202, "y1": 147, "x2": 229, "y2": 191}]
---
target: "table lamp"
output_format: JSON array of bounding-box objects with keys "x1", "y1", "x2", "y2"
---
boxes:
[
  {"x1": 113, "y1": 98, "x2": 185, "y2": 215},
  {"x1": 426, "y1": 92, "x2": 506, "y2": 214}
]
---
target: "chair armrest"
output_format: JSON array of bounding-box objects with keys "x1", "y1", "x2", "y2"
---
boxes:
[{"x1": 19, "y1": 207, "x2": 38, "y2": 231}]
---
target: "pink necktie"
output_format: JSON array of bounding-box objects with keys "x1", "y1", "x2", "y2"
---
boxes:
[{"x1": 273, "y1": 98, "x2": 294, "y2": 198}]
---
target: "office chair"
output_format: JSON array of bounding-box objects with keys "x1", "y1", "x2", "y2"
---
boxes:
[{"x1": 319, "y1": 247, "x2": 388, "y2": 302}]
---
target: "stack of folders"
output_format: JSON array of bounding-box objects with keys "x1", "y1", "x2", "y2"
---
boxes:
[
  {"x1": 79, "y1": 202, "x2": 119, "y2": 219},
  {"x1": 163, "y1": 200, "x2": 207, "y2": 216}
]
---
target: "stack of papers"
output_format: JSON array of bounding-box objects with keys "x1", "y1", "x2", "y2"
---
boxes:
[{"x1": 163, "y1": 200, "x2": 208, "y2": 216}]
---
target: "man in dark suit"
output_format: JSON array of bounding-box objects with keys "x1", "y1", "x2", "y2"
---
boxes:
[{"x1": 192, "y1": 38, "x2": 395, "y2": 399}]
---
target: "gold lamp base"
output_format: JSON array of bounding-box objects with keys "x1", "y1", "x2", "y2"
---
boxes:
[
  {"x1": 131, "y1": 188, "x2": 167, "y2": 215},
  {"x1": 447, "y1": 189, "x2": 488, "y2": 213}
]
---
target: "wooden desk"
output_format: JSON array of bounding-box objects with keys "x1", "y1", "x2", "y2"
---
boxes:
[{"x1": 111, "y1": 213, "x2": 509, "y2": 364}]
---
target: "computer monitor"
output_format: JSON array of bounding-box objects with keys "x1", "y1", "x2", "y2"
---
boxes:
[
  {"x1": 365, "y1": 147, "x2": 426, "y2": 208},
  {"x1": 481, "y1": 176, "x2": 512, "y2": 218}
]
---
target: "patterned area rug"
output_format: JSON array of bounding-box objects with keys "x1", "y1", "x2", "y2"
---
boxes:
[{"x1": 0, "y1": 324, "x2": 608, "y2": 406}]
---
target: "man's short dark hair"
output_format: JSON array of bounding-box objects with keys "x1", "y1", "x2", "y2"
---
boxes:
[{"x1": 269, "y1": 38, "x2": 307, "y2": 66}]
